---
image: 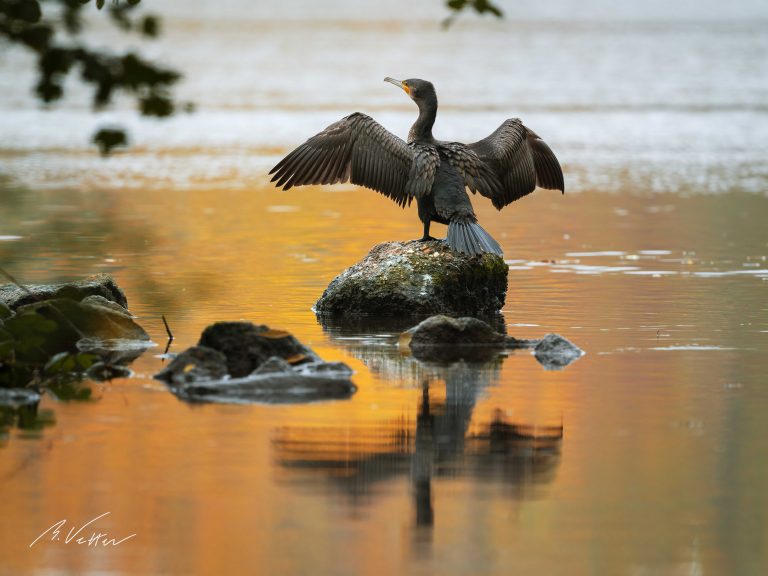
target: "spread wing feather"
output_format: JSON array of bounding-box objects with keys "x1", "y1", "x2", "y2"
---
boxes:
[
  {"x1": 463, "y1": 118, "x2": 564, "y2": 210},
  {"x1": 270, "y1": 112, "x2": 418, "y2": 207}
]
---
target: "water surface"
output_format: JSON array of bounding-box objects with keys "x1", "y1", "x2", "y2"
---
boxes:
[{"x1": 1, "y1": 3, "x2": 767, "y2": 575}]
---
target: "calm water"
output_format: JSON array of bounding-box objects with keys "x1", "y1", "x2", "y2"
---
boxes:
[{"x1": 1, "y1": 2, "x2": 767, "y2": 575}]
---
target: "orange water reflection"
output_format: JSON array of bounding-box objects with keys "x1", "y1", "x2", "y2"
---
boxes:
[{"x1": 1, "y1": 182, "x2": 767, "y2": 575}]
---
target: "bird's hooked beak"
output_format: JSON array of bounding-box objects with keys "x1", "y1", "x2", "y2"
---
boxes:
[{"x1": 384, "y1": 77, "x2": 410, "y2": 96}]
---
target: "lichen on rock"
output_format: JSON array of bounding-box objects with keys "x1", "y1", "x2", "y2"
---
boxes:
[{"x1": 315, "y1": 240, "x2": 508, "y2": 318}]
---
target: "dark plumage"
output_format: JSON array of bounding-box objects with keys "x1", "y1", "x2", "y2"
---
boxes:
[{"x1": 269, "y1": 77, "x2": 564, "y2": 256}]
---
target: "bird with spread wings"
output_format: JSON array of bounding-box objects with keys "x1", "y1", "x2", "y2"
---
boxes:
[{"x1": 270, "y1": 77, "x2": 563, "y2": 257}]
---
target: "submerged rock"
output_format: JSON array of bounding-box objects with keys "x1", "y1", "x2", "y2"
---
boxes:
[
  {"x1": 315, "y1": 240, "x2": 508, "y2": 318},
  {"x1": 0, "y1": 274, "x2": 151, "y2": 389},
  {"x1": 408, "y1": 315, "x2": 507, "y2": 347},
  {"x1": 6, "y1": 298, "x2": 149, "y2": 364},
  {"x1": 533, "y1": 333, "x2": 585, "y2": 370},
  {"x1": 0, "y1": 273, "x2": 128, "y2": 311},
  {"x1": 401, "y1": 314, "x2": 583, "y2": 369},
  {"x1": 404, "y1": 315, "x2": 532, "y2": 362},
  {"x1": 170, "y1": 363, "x2": 355, "y2": 405},
  {"x1": 155, "y1": 346, "x2": 229, "y2": 385},
  {"x1": 198, "y1": 321, "x2": 319, "y2": 377},
  {"x1": 155, "y1": 321, "x2": 356, "y2": 404}
]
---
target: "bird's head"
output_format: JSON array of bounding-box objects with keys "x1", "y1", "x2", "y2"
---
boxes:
[{"x1": 384, "y1": 77, "x2": 436, "y2": 105}]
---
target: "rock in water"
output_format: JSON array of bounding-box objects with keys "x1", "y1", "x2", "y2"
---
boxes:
[
  {"x1": 198, "y1": 322, "x2": 319, "y2": 377},
  {"x1": 155, "y1": 346, "x2": 229, "y2": 385},
  {"x1": 315, "y1": 240, "x2": 508, "y2": 317},
  {"x1": 408, "y1": 315, "x2": 506, "y2": 348},
  {"x1": 0, "y1": 273, "x2": 128, "y2": 311},
  {"x1": 400, "y1": 315, "x2": 584, "y2": 368},
  {"x1": 533, "y1": 334, "x2": 585, "y2": 370},
  {"x1": 156, "y1": 321, "x2": 356, "y2": 404}
]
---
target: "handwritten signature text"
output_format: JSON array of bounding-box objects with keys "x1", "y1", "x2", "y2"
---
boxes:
[{"x1": 29, "y1": 512, "x2": 136, "y2": 548}]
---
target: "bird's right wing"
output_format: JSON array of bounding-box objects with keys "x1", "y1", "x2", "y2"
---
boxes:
[{"x1": 270, "y1": 112, "x2": 417, "y2": 207}]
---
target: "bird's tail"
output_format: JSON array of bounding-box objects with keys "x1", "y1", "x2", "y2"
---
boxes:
[{"x1": 446, "y1": 219, "x2": 503, "y2": 257}]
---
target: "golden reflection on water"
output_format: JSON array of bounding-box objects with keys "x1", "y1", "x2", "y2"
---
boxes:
[{"x1": 1, "y1": 181, "x2": 767, "y2": 575}]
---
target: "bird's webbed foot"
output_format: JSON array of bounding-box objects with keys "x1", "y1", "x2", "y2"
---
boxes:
[{"x1": 418, "y1": 235, "x2": 438, "y2": 242}]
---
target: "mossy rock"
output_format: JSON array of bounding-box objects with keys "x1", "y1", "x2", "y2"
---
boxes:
[
  {"x1": 0, "y1": 273, "x2": 128, "y2": 311},
  {"x1": 315, "y1": 240, "x2": 508, "y2": 317}
]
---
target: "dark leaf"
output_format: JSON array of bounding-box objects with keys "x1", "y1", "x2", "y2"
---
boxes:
[
  {"x1": 96, "y1": 0, "x2": 104, "y2": 9},
  {"x1": 40, "y1": 48, "x2": 76, "y2": 76},
  {"x1": 35, "y1": 79, "x2": 63, "y2": 102},
  {"x1": 141, "y1": 15, "x2": 158, "y2": 37},
  {"x1": 17, "y1": 24, "x2": 53, "y2": 52},
  {"x1": 92, "y1": 127, "x2": 128, "y2": 156},
  {"x1": 139, "y1": 92, "x2": 174, "y2": 117},
  {"x1": 5, "y1": 0, "x2": 42, "y2": 23}
]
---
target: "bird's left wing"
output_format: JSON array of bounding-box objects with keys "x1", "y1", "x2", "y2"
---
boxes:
[
  {"x1": 270, "y1": 112, "x2": 416, "y2": 207},
  {"x1": 464, "y1": 119, "x2": 564, "y2": 210}
]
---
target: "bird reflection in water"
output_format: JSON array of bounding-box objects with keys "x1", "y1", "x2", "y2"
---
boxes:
[{"x1": 271, "y1": 358, "x2": 563, "y2": 532}]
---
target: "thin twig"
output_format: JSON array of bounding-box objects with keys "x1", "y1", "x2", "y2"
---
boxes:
[
  {"x1": 161, "y1": 314, "x2": 174, "y2": 358},
  {"x1": 161, "y1": 314, "x2": 174, "y2": 341}
]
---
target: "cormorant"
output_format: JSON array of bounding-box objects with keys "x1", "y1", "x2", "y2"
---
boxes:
[{"x1": 270, "y1": 77, "x2": 564, "y2": 256}]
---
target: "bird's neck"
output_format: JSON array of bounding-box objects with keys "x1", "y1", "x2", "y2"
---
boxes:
[{"x1": 408, "y1": 96, "x2": 437, "y2": 143}]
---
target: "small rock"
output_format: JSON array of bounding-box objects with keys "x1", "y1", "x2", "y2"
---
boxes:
[
  {"x1": 409, "y1": 315, "x2": 506, "y2": 347},
  {"x1": 315, "y1": 240, "x2": 508, "y2": 317},
  {"x1": 156, "y1": 322, "x2": 356, "y2": 404},
  {"x1": 400, "y1": 315, "x2": 583, "y2": 368},
  {"x1": 80, "y1": 295, "x2": 134, "y2": 318},
  {"x1": 405, "y1": 315, "x2": 507, "y2": 362},
  {"x1": 172, "y1": 372, "x2": 356, "y2": 405},
  {"x1": 199, "y1": 322, "x2": 319, "y2": 377},
  {"x1": 0, "y1": 273, "x2": 128, "y2": 311},
  {"x1": 155, "y1": 346, "x2": 229, "y2": 385},
  {"x1": 252, "y1": 356, "x2": 293, "y2": 375},
  {"x1": 295, "y1": 361, "x2": 354, "y2": 376},
  {"x1": 533, "y1": 334, "x2": 584, "y2": 370}
]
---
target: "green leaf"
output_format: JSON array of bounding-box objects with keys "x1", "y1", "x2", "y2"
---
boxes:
[
  {"x1": 0, "y1": 327, "x2": 15, "y2": 359},
  {"x1": 44, "y1": 352, "x2": 98, "y2": 375},
  {"x1": 44, "y1": 352, "x2": 75, "y2": 374},
  {"x1": 96, "y1": 0, "x2": 105, "y2": 9},
  {"x1": 4, "y1": 312, "x2": 58, "y2": 353}
]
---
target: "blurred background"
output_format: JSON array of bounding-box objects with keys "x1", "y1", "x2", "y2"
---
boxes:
[{"x1": 1, "y1": 1, "x2": 767, "y2": 575}]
